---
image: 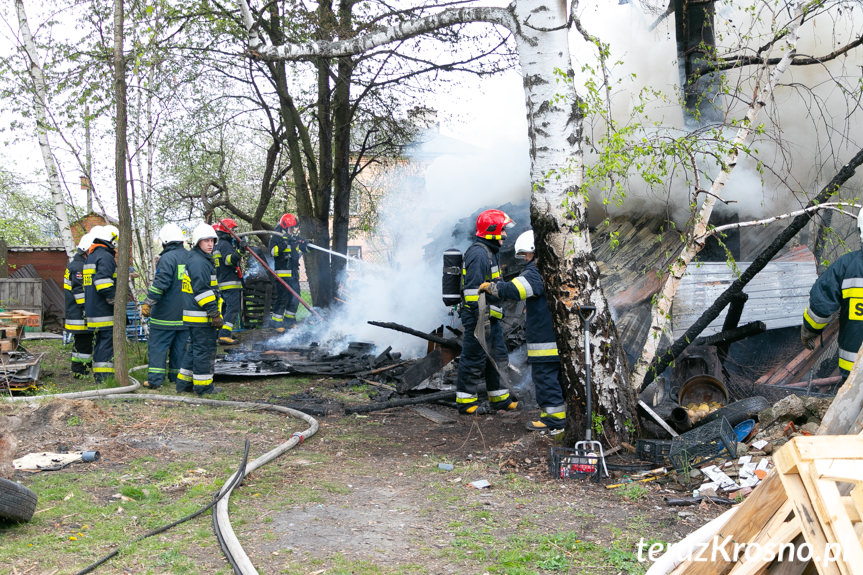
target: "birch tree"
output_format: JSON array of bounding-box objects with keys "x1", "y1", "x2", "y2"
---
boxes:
[
  {"x1": 14, "y1": 0, "x2": 76, "y2": 256},
  {"x1": 630, "y1": 1, "x2": 808, "y2": 388},
  {"x1": 238, "y1": 0, "x2": 636, "y2": 443}
]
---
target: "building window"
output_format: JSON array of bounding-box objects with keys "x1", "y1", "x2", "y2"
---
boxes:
[{"x1": 347, "y1": 246, "x2": 362, "y2": 270}]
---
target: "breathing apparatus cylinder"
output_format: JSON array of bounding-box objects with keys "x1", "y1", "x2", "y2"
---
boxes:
[{"x1": 442, "y1": 248, "x2": 463, "y2": 307}]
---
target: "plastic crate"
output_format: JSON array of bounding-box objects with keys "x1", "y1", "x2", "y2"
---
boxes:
[
  {"x1": 125, "y1": 303, "x2": 148, "y2": 342},
  {"x1": 549, "y1": 447, "x2": 602, "y2": 480},
  {"x1": 669, "y1": 417, "x2": 737, "y2": 472},
  {"x1": 636, "y1": 439, "x2": 672, "y2": 464}
]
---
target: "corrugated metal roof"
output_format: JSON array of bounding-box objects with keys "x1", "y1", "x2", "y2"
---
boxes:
[{"x1": 672, "y1": 258, "x2": 818, "y2": 338}]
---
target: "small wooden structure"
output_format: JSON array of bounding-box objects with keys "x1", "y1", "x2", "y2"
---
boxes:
[{"x1": 0, "y1": 279, "x2": 42, "y2": 330}]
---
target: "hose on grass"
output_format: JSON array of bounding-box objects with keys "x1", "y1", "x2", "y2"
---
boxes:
[
  {"x1": 3, "y1": 365, "x2": 319, "y2": 575},
  {"x1": 73, "y1": 440, "x2": 250, "y2": 575}
]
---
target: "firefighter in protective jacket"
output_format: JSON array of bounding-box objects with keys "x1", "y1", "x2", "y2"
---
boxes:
[
  {"x1": 455, "y1": 209, "x2": 519, "y2": 415},
  {"x1": 480, "y1": 230, "x2": 566, "y2": 433},
  {"x1": 267, "y1": 213, "x2": 304, "y2": 331},
  {"x1": 802, "y1": 210, "x2": 863, "y2": 376},
  {"x1": 141, "y1": 223, "x2": 189, "y2": 389},
  {"x1": 83, "y1": 225, "x2": 119, "y2": 383},
  {"x1": 177, "y1": 223, "x2": 222, "y2": 395},
  {"x1": 213, "y1": 218, "x2": 244, "y2": 344},
  {"x1": 65, "y1": 232, "x2": 95, "y2": 378}
]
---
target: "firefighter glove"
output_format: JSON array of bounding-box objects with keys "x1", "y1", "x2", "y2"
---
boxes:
[
  {"x1": 801, "y1": 323, "x2": 819, "y2": 350},
  {"x1": 140, "y1": 303, "x2": 151, "y2": 318},
  {"x1": 237, "y1": 239, "x2": 248, "y2": 251},
  {"x1": 478, "y1": 281, "x2": 498, "y2": 297},
  {"x1": 209, "y1": 312, "x2": 224, "y2": 329}
]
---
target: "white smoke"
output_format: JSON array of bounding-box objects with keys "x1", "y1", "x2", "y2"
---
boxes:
[
  {"x1": 277, "y1": 110, "x2": 531, "y2": 357},
  {"x1": 574, "y1": 0, "x2": 863, "y2": 225}
]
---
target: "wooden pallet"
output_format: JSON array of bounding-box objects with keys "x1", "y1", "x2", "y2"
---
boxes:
[
  {"x1": 669, "y1": 436, "x2": 863, "y2": 575},
  {"x1": 0, "y1": 310, "x2": 40, "y2": 327},
  {"x1": 0, "y1": 322, "x2": 23, "y2": 352}
]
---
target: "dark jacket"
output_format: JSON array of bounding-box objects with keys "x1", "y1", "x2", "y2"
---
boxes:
[
  {"x1": 496, "y1": 260, "x2": 557, "y2": 363},
  {"x1": 214, "y1": 232, "x2": 243, "y2": 290},
  {"x1": 461, "y1": 238, "x2": 503, "y2": 319},
  {"x1": 64, "y1": 250, "x2": 88, "y2": 332},
  {"x1": 182, "y1": 246, "x2": 220, "y2": 326},
  {"x1": 804, "y1": 249, "x2": 863, "y2": 372},
  {"x1": 84, "y1": 242, "x2": 117, "y2": 330},
  {"x1": 147, "y1": 242, "x2": 188, "y2": 330},
  {"x1": 268, "y1": 227, "x2": 293, "y2": 279}
]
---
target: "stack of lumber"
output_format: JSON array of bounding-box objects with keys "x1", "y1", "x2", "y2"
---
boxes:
[
  {"x1": 0, "y1": 310, "x2": 40, "y2": 328},
  {"x1": 667, "y1": 435, "x2": 863, "y2": 574},
  {"x1": 0, "y1": 322, "x2": 23, "y2": 352}
]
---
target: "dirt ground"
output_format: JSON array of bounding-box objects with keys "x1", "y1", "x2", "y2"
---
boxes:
[{"x1": 1, "y1": 377, "x2": 728, "y2": 574}]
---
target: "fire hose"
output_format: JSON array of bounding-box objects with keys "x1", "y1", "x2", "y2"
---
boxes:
[
  {"x1": 3, "y1": 366, "x2": 320, "y2": 575},
  {"x1": 225, "y1": 228, "x2": 324, "y2": 322}
]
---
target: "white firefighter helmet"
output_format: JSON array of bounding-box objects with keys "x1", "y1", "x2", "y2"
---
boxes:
[
  {"x1": 77, "y1": 231, "x2": 95, "y2": 251},
  {"x1": 858, "y1": 209, "x2": 863, "y2": 237},
  {"x1": 158, "y1": 223, "x2": 185, "y2": 245},
  {"x1": 514, "y1": 230, "x2": 535, "y2": 257},
  {"x1": 191, "y1": 222, "x2": 218, "y2": 246},
  {"x1": 92, "y1": 225, "x2": 118, "y2": 246}
]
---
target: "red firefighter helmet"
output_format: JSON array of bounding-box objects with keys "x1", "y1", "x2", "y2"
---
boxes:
[
  {"x1": 279, "y1": 213, "x2": 298, "y2": 229},
  {"x1": 220, "y1": 218, "x2": 238, "y2": 231},
  {"x1": 475, "y1": 209, "x2": 515, "y2": 240},
  {"x1": 211, "y1": 221, "x2": 227, "y2": 233}
]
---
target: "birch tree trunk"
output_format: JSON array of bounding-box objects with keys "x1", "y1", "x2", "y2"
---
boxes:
[
  {"x1": 630, "y1": 1, "x2": 806, "y2": 389},
  {"x1": 15, "y1": 0, "x2": 76, "y2": 257},
  {"x1": 113, "y1": 0, "x2": 131, "y2": 385},
  {"x1": 238, "y1": 0, "x2": 635, "y2": 443},
  {"x1": 512, "y1": 0, "x2": 634, "y2": 444}
]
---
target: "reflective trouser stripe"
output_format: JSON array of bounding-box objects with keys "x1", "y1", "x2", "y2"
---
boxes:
[
  {"x1": 488, "y1": 388, "x2": 511, "y2": 403},
  {"x1": 270, "y1": 314, "x2": 284, "y2": 322},
  {"x1": 219, "y1": 281, "x2": 242, "y2": 289},
  {"x1": 71, "y1": 352, "x2": 92, "y2": 363},
  {"x1": 93, "y1": 362, "x2": 114, "y2": 374},
  {"x1": 284, "y1": 312, "x2": 295, "y2": 320},
  {"x1": 193, "y1": 374, "x2": 214, "y2": 388},
  {"x1": 223, "y1": 322, "x2": 234, "y2": 332},
  {"x1": 177, "y1": 369, "x2": 193, "y2": 382},
  {"x1": 456, "y1": 392, "x2": 477, "y2": 404},
  {"x1": 541, "y1": 407, "x2": 566, "y2": 420},
  {"x1": 148, "y1": 367, "x2": 166, "y2": 375},
  {"x1": 66, "y1": 320, "x2": 88, "y2": 331}
]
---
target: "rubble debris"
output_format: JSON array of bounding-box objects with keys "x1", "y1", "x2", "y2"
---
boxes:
[
  {"x1": 344, "y1": 390, "x2": 455, "y2": 415},
  {"x1": 0, "y1": 351, "x2": 43, "y2": 392}
]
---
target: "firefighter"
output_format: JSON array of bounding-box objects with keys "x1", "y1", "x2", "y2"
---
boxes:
[
  {"x1": 479, "y1": 230, "x2": 566, "y2": 433},
  {"x1": 64, "y1": 231, "x2": 95, "y2": 378},
  {"x1": 140, "y1": 223, "x2": 189, "y2": 389},
  {"x1": 455, "y1": 209, "x2": 518, "y2": 415},
  {"x1": 802, "y1": 209, "x2": 863, "y2": 378},
  {"x1": 267, "y1": 213, "x2": 302, "y2": 332},
  {"x1": 213, "y1": 218, "x2": 245, "y2": 345},
  {"x1": 83, "y1": 224, "x2": 119, "y2": 383},
  {"x1": 177, "y1": 222, "x2": 222, "y2": 395}
]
